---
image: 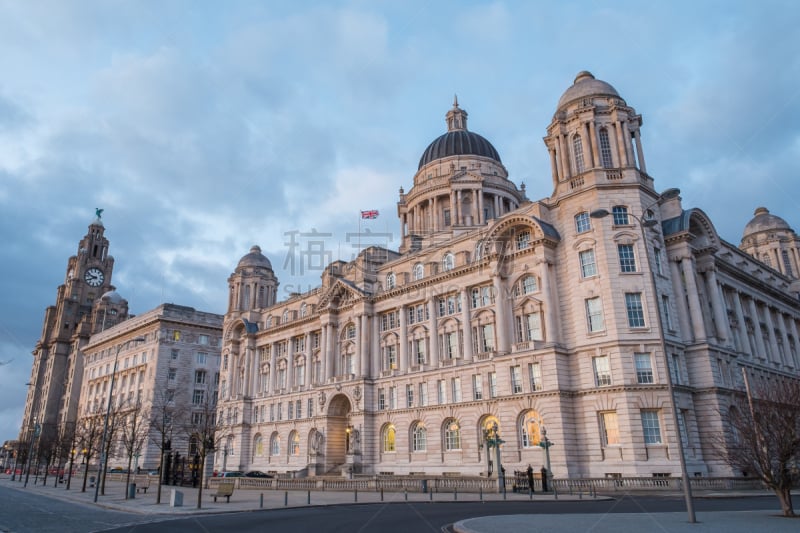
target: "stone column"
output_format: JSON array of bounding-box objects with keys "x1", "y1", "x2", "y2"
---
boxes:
[
  {"x1": 324, "y1": 323, "x2": 335, "y2": 380},
  {"x1": 243, "y1": 343, "x2": 253, "y2": 397},
  {"x1": 558, "y1": 134, "x2": 571, "y2": 179},
  {"x1": 549, "y1": 147, "x2": 559, "y2": 182},
  {"x1": 669, "y1": 259, "x2": 692, "y2": 343},
  {"x1": 763, "y1": 307, "x2": 781, "y2": 365},
  {"x1": 680, "y1": 256, "x2": 706, "y2": 341},
  {"x1": 399, "y1": 305, "x2": 409, "y2": 372},
  {"x1": 461, "y1": 288, "x2": 474, "y2": 362},
  {"x1": 493, "y1": 273, "x2": 510, "y2": 354},
  {"x1": 305, "y1": 332, "x2": 313, "y2": 387},
  {"x1": 789, "y1": 317, "x2": 800, "y2": 368},
  {"x1": 633, "y1": 128, "x2": 647, "y2": 173},
  {"x1": 777, "y1": 312, "x2": 791, "y2": 368},
  {"x1": 450, "y1": 191, "x2": 457, "y2": 227},
  {"x1": 477, "y1": 190, "x2": 484, "y2": 225},
  {"x1": 614, "y1": 122, "x2": 627, "y2": 167},
  {"x1": 732, "y1": 291, "x2": 750, "y2": 356},
  {"x1": 269, "y1": 343, "x2": 277, "y2": 393},
  {"x1": 494, "y1": 195, "x2": 501, "y2": 218},
  {"x1": 538, "y1": 258, "x2": 557, "y2": 344},
  {"x1": 287, "y1": 336, "x2": 295, "y2": 387},
  {"x1": 359, "y1": 314, "x2": 369, "y2": 377},
  {"x1": 589, "y1": 121, "x2": 600, "y2": 168},
  {"x1": 704, "y1": 268, "x2": 730, "y2": 345},
  {"x1": 747, "y1": 298, "x2": 768, "y2": 361},
  {"x1": 371, "y1": 315, "x2": 380, "y2": 378},
  {"x1": 428, "y1": 298, "x2": 439, "y2": 368},
  {"x1": 432, "y1": 196, "x2": 438, "y2": 232}
]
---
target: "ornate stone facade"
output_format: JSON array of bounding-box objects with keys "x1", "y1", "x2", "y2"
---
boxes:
[{"x1": 215, "y1": 72, "x2": 800, "y2": 480}]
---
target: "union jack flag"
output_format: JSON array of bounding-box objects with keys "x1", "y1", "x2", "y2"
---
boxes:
[{"x1": 360, "y1": 210, "x2": 379, "y2": 219}]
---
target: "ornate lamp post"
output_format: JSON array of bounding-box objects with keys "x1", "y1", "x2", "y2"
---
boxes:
[
  {"x1": 483, "y1": 422, "x2": 505, "y2": 494},
  {"x1": 66, "y1": 447, "x2": 76, "y2": 490},
  {"x1": 591, "y1": 187, "x2": 695, "y2": 523}
]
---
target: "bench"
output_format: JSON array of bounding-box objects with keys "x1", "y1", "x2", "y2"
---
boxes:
[
  {"x1": 136, "y1": 477, "x2": 151, "y2": 494},
  {"x1": 212, "y1": 483, "x2": 235, "y2": 503}
]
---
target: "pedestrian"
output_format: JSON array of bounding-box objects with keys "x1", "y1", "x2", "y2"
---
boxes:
[{"x1": 526, "y1": 464, "x2": 534, "y2": 492}]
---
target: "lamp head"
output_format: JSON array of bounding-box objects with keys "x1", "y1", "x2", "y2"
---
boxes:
[
  {"x1": 659, "y1": 188, "x2": 681, "y2": 201},
  {"x1": 590, "y1": 209, "x2": 610, "y2": 219}
]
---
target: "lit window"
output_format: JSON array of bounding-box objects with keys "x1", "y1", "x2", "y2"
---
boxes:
[
  {"x1": 612, "y1": 206, "x2": 629, "y2": 225},
  {"x1": 521, "y1": 414, "x2": 541, "y2": 448},
  {"x1": 625, "y1": 292, "x2": 645, "y2": 327},
  {"x1": 599, "y1": 411, "x2": 620, "y2": 446},
  {"x1": 618, "y1": 244, "x2": 637, "y2": 272},
  {"x1": 579, "y1": 249, "x2": 597, "y2": 278},
  {"x1": 641, "y1": 410, "x2": 662, "y2": 444},
  {"x1": 290, "y1": 432, "x2": 300, "y2": 456},
  {"x1": 575, "y1": 212, "x2": 591, "y2": 233},
  {"x1": 383, "y1": 425, "x2": 396, "y2": 452}
]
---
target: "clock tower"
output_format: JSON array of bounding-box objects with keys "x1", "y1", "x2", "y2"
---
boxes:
[{"x1": 21, "y1": 210, "x2": 129, "y2": 447}]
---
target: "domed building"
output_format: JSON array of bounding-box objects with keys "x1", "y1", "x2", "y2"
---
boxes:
[
  {"x1": 740, "y1": 207, "x2": 800, "y2": 279},
  {"x1": 215, "y1": 72, "x2": 800, "y2": 486}
]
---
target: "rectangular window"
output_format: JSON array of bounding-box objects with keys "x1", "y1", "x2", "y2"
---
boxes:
[
  {"x1": 378, "y1": 388, "x2": 386, "y2": 410},
  {"x1": 677, "y1": 410, "x2": 689, "y2": 447},
  {"x1": 612, "y1": 206, "x2": 629, "y2": 225},
  {"x1": 625, "y1": 292, "x2": 645, "y2": 327},
  {"x1": 192, "y1": 389, "x2": 205, "y2": 405},
  {"x1": 634, "y1": 353, "x2": 654, "y2": 384},
  {"x1": 413, "y1": 338, "x2": 426, "y2": 365},
  {"x1": 295, "y1": 399, "x2": 302, "y2": 419},
  {"x1": 528, "y1": 362, "x2": 542, "y2": 391},
  {"x1": 438, "y1": 294, "x2": 461, "y2": 317},
  {"x1": 307, "y1": 398, "x2": 314, "y2": 418},
  {"x1": 418, "y1": 382, "x2": 428, "y2": 406},
  {"x1": 287, "y1": 401, "x2": 294, "y2": 420},
  {"x1": 593, "y1": 355, "x2": 612, "y2": 386},
  {"x1": 385, "y1": 344, "x2": 397, "y2": 370},
  {"x1": 586, "y1": 297, "x2": 605, "y2": 332},
  {"x1": 270, "y1": 404, "x2": 275, "y2": 422},
  {"x1": 488, "y1": 372, "x2": 497, "y2": 398},
  {"x1": 406, "y1": 384, "x2": 414, "y2": 408},
  {"x1": 451, "y1": 378, "x2": 462, "y2": 402},
  {"x1": 599, "y1": 411, "x2": 620, "y2": 446},
  {"x1": 579, "y1": 249, "x2": 597, "y2": 278},
  {"x1": 389, "y1": 386, "x2": 397, "y2": 409},
  {"x1": 198, "y1": 334, "x2": 209, "y2": 345},
  {"x1": 599, "y1": 128, "x2": 613, "y2": 168},
  {"x1": 277, "y1": 402, "x2": 282, "y2": 421},
  {"x1": 575, "y1": 212, "x2": 591, "y2": 234},
  {"x1": 442, "y1": 331, "x2": 460, "y2": 359},
  {"x1": 471, "y1": 286, "x2": 494, "y2": 308},
  {"x1": 472, "y1": 375, "x2": 483, "y2": 400},
  {"x1": 517, "y1": 313, "x2": 543, "y2": 342},
  {"x1": 641, "y1": 410, "x2": 662, "y2": 444},
  {"x1": 171, "y1": 349, "x2": 179, "y2": 360},
  {"x1": 661, "y1": 295, "x2": 673, "y2": 330},
  {"x1": 618, "y1": 244, "x2": 637, "y2": 272},
  {"x1": 196, "y1": 352, "x2": 208, "y2": 365},
  {"x1": 168, "y1": 368, "x2": 176, "y2": 381},
  {"x1": 474, "y1": 324, "x2": 495, "y2": 353},
  {"x1": 437, "y1": 380, "x2": 446, "y2": 404},
  {"x1": 195, "y1": 370, "x2": 206, "y2": 385},
  {"x1": 510, "y1": 365, "x2": 523, "y2": 394},
  {"x1": 670, "y1": 354, "x2": 682, "y2": 385},
  {"x1": 654, "y1": 247, "x2": 663, "y2": 276}
]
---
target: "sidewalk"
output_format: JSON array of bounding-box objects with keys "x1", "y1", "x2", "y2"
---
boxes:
[{"x1": 2, "y1": 474, "x2": 795, "y2": 533}]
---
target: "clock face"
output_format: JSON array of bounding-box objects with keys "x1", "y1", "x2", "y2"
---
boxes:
[{"x1": 84, "y1": 267, "x2": 105, "y2": 287}]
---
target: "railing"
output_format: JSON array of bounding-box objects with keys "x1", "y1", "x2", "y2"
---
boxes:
[{"x1": 207, "y1": 475, "x2": 766, "y2": 493}]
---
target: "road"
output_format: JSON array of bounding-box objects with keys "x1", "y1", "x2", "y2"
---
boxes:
[{"x1": 0, "y1": 483, "x2": 785, "y2": 533}]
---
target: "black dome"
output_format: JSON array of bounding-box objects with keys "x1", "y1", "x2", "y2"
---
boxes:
[{"x1": 418, "y1": 130, "x2": 501, "y2": 170}]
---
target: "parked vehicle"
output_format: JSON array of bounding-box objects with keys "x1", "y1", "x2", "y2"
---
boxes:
[
  {"x1": 219, "y1": 471, "x2": 244, "y2": 478},
  {"x1": 244, "y1": 470, "x2": 272, "y2": 478}
]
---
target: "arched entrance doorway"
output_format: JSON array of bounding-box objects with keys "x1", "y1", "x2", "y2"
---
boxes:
[{"x1": 324, "y1": 394, "x2": 352, "y2": 474}]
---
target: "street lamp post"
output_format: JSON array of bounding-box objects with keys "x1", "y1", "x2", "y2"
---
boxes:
[
  {"x1": 66, "y1": 447, "x2": 76, "y2": 490},
  {"x1": 23, "y1": 422, "x2": 41, "y2": 488},
  {"x1": 93, "y1": 336, "x2": 145, "y2": 503},
  {"x1": 539, "y1": 425, "x2": 554, "y2": 490},
  {"x1": 484, "y1": 422, "x2": 506, "y2": 494},
  {"x1": 590, "y1": 187, "x2": 696, "y2": 523}
]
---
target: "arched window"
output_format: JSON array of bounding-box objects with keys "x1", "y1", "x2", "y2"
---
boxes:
[
  {"x1": 442, "y1": 253, "x2": 455, "y2": 272},
  {"x1": 266, "y1": 316, "x2": 273, "y2": 328},
  {"x1": 413, "y1": 263, "x2": 424, "y2": 281},
  {"x1": 412, "y1": 423, "x2": 427, "y2": 452},
  {"x1": 300, "y1": 303, "x2": 308, "y2": 317},
  {"x1": 282, "y1": 309, "x2": 289, "y2": 323},
  {"x1": 599, "y1": 128, "x2": 613, "y2": 168},
  {"x1": 572, "y1": 134, "x2": 585, "y2": 173},
  {"x1": 520, "y1": 412, "x2": 542, "y2": 448},
  {"x1": 517, "y1": 276, "x2": 538, "y2": 296},
  {"x1": 270, "y1": 433, "x2": 280, "y2": 456},
  {"x1": 386, "y1": 272, "x2": 396, "y2": 289},
  {"x1": 254, "y1": 435, "x2": 264, "y2": 457},
  {"x1": 574, "y1": 212, "x2": 591, "y2": 234},
  {"x1": 383, "y1": 424, "x2": 396, "y2": 452},
  {"x1": 290, "y1": 431, "x2": 300, "y2": 456},
  {"x1": 516, "y1": 231, "x2": 531, "y2": 250},
  {"x1": 444, "y1": 419, "x2": 461, "y2": 451}
]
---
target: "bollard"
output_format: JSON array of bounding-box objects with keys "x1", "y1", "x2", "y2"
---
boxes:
[
  {"x1": 503, "y1": 487, "x2": 506, "y2": 500},
  {"x1": 355, "y1": 488, "x2": 358, "y2": 502},
  {"x1": 381, "y1": 488, "x2": 384, "y2": 501},
  {"x1": 404, "y1": 488, "x2": 408, "y2": 501},
  {"x1": 529, "y1": 487, "x2": 533, "y2": 500},
  {"x1": 454, "y1": 488, "x2": 457, "y2": 501},
  {"x1": 579, "y1": 490, "x2": 583, "y2": 499},
  {"x1": 260, "y1": 493, "x2": 264, "y2": 508},
  {"x1": 480, "y1": 486, "x2": 483, "y2": 502},
  {"x1": 284, "y1": 491, "x2": 288, "y2": 506},
  {"x1": 429, "y1": 489, "x2": 433, "y2": 502},
  {"x1": 307, "y1": 490, "x2": 311, "y2": 505},
  {"x1": 554, "y1": 486, "x2": 558, "y2": 500}
]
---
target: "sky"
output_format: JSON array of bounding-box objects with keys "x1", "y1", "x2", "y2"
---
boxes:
[{"x1": 1, "y1": 0, "x2": 799, "y2": 444}]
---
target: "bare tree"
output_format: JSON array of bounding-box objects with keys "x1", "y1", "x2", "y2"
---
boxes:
[
  {"x1": 118, "y1": 398, "x2": 150, "y2": 497},
  {"x1": 715, "y1": 371, "x2": 800, "y2": 517},
  {"x1": 99, "y1": 400, "x2": 128, "y2": 496},
  {"x1": 149, "y1": 386, "x2": 187, "y2": 504},
  {"x1": 182, "y1": 383, "x2": 224, "y2": 509},
  {"x1": 77, "y1": 411, "x2": 104, "y2": 492}
]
